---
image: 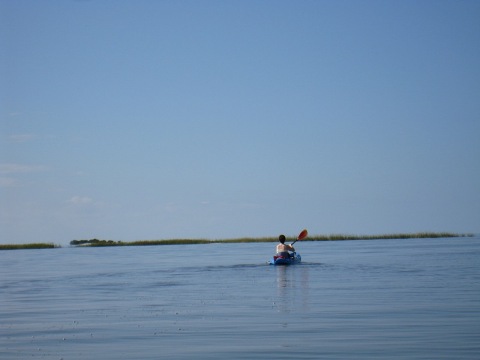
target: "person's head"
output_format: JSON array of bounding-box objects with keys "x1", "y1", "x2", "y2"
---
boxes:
[{"x1": 279, "y1": 235, "x2": 286, "y2": 244}]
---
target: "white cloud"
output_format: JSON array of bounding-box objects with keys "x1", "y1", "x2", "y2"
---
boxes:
[
  {"x1": 0, "y1": 177, "x2": 16, "y2": 187},
  {"x1": 0, "y1": 163, "x2": 47, "y2": 174},
  {"x1": 9, "y1": 134, "x2": 37, "y2": 143},
  {"x1": 69, "y1": 196, "x2": 94, "y2": 205},
  {"x1": 164, "y1": 202, "x2": 180, "y2": 212}
]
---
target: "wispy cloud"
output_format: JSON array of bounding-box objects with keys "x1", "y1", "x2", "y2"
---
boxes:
[
  {"x1": 0, "y1": 163, "x2": 48, "y2": 174},
  {"x1": 0, "y1": 177, "x2": 16, "y2": 187},
  {"x1": 69, "y1": 196, "x2": 94, "y2": 205},
  {"x1": 9, "y1": 134, "x2": 37, "y2": 143}
]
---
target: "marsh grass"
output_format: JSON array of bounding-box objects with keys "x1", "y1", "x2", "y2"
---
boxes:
[
  {"x1": 70, "y1": 238, "x2": 274, "y2": 247},
  {"x1": 0, "y1": 243, "x2": 58, "y2": 250},
  {"x1": 311, "y1": 232, "x2": 473, "y2": 241},
  {"x1": 69, "y1": 232, "x2": 473, "y2": 247}
]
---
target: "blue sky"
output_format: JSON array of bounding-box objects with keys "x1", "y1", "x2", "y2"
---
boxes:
[{"x1": 1, "y1": 0, "x2": 479, "y2": 245}]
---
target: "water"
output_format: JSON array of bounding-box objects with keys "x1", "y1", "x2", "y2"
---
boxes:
[{"x1": 1, "y1": 237, "x2": 480, "y2": 359}]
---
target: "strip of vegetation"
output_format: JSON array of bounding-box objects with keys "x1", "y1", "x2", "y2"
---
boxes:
[
  {"x1": 70, "y1": 238, "x2": 213, "y2": 247},
  {"x1": 70, "y1": 233, "x2": 474, "y2": 247},
  {"x1": 0, "y1": 243, "x2": 58, "y2": 250},
  {"x1": 312, "y1": 232, "x2": 474, "y2": 241},
  {"x1": 70, "y1": 237, "x2": 286, "y2": 247}
]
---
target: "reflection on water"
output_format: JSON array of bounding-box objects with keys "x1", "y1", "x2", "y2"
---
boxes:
[
  {"x1": 276, "y1": 264, "x2": 289, "y2": 288},
  {"x1": 275, "y1": 264, "x2": 310, "y2": 314}
]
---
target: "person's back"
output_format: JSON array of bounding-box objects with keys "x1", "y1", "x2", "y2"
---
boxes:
[{"x1": 276, "y1": 234, "x2": 295, "y2": 257}]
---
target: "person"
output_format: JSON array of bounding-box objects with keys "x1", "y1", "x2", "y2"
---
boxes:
[{"x1": 276, "y1": 234, "x2": 295, "y2": 257}]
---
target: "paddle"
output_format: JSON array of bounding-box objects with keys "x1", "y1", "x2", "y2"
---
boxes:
[{"x1": 291, "y1": 229, "x2": 308, "y2": 246}]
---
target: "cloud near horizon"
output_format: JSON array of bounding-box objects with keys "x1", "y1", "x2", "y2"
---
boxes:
[
  {"x1": 0, "y1": 177, "x2": 16, "y2": 187},
  {"x1": 0, "y1": 163, "x2": 48, "y2": 174},
  {"x1": 68, "y1": 196, "x2": 94, "y2": 205},
  {"x1": 8, "y1": 134, "x2": 37, "y2": 143}
]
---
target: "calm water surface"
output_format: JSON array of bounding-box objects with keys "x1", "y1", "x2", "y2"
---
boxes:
[{"x1": 1, "y1": 237, "x2": 480, "y2": 359}]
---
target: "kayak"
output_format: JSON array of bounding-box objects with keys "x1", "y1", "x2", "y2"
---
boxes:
[{"x1": 268, "y1": 252, "x2": 301, "y2": 265}]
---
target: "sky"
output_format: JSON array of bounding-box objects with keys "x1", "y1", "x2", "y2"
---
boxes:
[{"x1": 1, "y1": 0, "x2": 479, "y2": 245}]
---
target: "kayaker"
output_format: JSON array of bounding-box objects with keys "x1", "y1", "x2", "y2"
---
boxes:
[{"x1": 276, "y1": 234, "x2": 295, "y2": 257}]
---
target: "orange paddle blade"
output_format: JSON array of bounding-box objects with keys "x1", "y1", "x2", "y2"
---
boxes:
[{"x1": 297, "y1": 229, "x2": 308, "y2": 240}]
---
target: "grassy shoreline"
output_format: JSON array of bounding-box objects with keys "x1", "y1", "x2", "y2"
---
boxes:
[
  {"x1": 70, "y1": 232, "x2": 474, "y2": 247},
  {"x1": 0, "y1": 232, "x2": 474, "y2": 250},
  {"x1": 0, "y1": 243, "x2": 58, "y2": 250}
]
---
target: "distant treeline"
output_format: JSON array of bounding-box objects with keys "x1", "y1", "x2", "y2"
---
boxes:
[
  {"x1": 70, "y1": 238, "x2": 214, "y2": 246},
  {"x1": 69, "y1": 232, "x2": 474, "y2": 247},
  {"x1": 69, "y1": 238, "x2": 273, "y2": 246}
]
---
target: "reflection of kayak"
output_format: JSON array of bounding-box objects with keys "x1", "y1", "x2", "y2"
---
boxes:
[{"x1": 269, "y1": 252, "x2": 301, "y2": 265}]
